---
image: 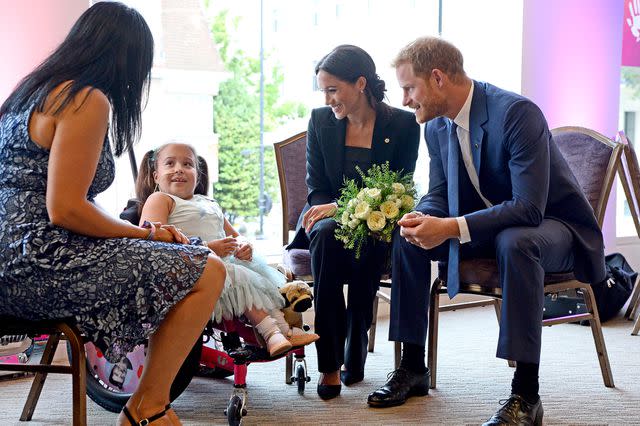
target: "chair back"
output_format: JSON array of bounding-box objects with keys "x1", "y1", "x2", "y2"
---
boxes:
[
  {"x1": 551, "y1": 126, "x2": 624, "y2": 227},
  {"x1": 618, "y1": 132, "x2": 640, "y2": 234},
  {"x1": 274, "y1": 132, "x2": 308, "y2": 245}
]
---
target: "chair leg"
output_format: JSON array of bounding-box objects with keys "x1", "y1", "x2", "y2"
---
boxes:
[
  {"x1": 60, "y1": 323, "x2": 87, "y2": 426},
  {"x1": 20, "y1": 332, "x2": 61, "y2": 421},
  {"x1": 285, "y1": 352, "x2": 293, "y2": 384},
  {"x1": 581, "y1": 285, "x2": 615, "y2": 387},
  {"x1": 625, "y1": 276, "x2": 640, "y2": 320},
  {"x1": 368, "y1": 295, "x2": 380, "y2": 353},
  {"x1": 394, "y1": 341, "x2": 401, "y2": 369},
  {"x1": 491, "y1": 300, "x2": 516, "y2": 368},
  {"x1": 632, "y1": 313, "x2": 640, "y2": 336},
  {"x1": 427, "y1": 278, "x2": 441, "y2": 389}
]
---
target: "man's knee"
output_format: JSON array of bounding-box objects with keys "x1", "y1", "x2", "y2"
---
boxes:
[{"x1": 495, "y1": 228, "x2": 540, "y2": 261}]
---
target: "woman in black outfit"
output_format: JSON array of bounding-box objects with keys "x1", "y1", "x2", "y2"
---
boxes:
[{"x1": 287, "y1": 45, "x2": 420, "y2": 400}]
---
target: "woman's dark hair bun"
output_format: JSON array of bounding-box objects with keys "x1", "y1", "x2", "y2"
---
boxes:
[{"x1": 370, "y1": 77, "x2": 386, "y2": 103}]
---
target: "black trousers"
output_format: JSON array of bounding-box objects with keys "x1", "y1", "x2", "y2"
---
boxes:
[{"x1": 309, "y1": 218, "x2": 387, "y2": 374}]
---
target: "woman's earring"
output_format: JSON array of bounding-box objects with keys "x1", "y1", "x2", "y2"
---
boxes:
[{"x1": 154, "y1": 183, "x2": 159, "y2": 192}]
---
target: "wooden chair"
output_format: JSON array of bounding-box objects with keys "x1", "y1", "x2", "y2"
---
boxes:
[
  {"x1": 427, "y1": 126, "x2": 622, "y2": 389},
  {"x1": 616, "y1": 131, "x2": 640, "y2": 335},
  {"x1": 274, "y1": 131, "x2": 401, "y2": 368},
  {"x1": 0, "y1": 317, "x2": 86, "y2": 425}
]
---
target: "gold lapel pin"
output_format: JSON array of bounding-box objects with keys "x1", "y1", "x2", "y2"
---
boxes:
[{"x1": 384, "y1": 138, "x2": 390, "y2": 144}]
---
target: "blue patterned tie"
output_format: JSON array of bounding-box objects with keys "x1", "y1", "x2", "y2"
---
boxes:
[{"x1": 447, "y1": 122, "x2": 460, "y2": 298}]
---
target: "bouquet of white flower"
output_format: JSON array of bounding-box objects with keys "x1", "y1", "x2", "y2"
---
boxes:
[{"x1": 334, "y1": 162, "x2": 417, "y2": 259}]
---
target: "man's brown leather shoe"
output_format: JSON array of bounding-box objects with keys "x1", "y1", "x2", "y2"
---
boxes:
[{"x1": 482, "y1": 394, "x2": 543, "y2": 426}]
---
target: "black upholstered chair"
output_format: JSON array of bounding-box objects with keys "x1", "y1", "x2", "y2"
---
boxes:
[
  {"x1": 427, "y1": 126, "x2": 622, "y2": 389},
  {"x1": 274, "y1": 131, "x2": 401, "y2": 368},
  {"x1": 616, "y1": 131, "x2": 640, "y2": 335}
]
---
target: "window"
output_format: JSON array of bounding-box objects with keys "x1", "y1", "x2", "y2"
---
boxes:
[{"x1": 97, "y1": 0, "x2": 524, "y2": 258}]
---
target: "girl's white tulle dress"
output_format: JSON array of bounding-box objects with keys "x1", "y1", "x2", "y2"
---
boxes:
[{"x1": 165, "y1": 193, "x2": 285, "y2": 322}]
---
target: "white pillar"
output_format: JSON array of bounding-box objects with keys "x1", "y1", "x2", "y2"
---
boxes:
[
  {"x1": 0, "y1": 0, "x2": 89, "y2": 103},
  {"x1": 522, "y1": 0, "x2": 625, "y2": 251}
]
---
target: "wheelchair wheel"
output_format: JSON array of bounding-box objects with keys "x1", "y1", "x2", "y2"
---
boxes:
[
  {"x1": 67, "y1": 337, "x2": 202, "y2": 413},
  {"x1": 296, "y1": 363, "x2": 306, "y2": 395},
  {"x1": 225, "y1": 394, "x2": 244, "y2": 426}
]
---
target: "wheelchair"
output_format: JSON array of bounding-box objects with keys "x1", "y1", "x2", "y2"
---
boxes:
[
  {"x1": 74, "y1": 316, "x2": 310, "y2": 425},
  {"x1": 72, "y1": 149, "x2": 312, "y2": 425}
]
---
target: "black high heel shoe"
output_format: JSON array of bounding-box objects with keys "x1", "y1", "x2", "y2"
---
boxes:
[
  {"x1": 317, "y1": 373, "x2": 341, "y2": 400},
  {"x1": 122, "y1": 403, "x2": 172, "y2": 425}
]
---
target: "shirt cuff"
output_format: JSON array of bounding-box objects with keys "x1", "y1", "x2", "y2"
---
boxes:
[{"x1": 456, "y1": 216, "x2": 471, "y2": 244}]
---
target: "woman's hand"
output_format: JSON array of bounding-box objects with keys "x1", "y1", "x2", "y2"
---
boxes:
[
  {"x1": 303, "y1": 203, "x2": 337, "y2": 233},
  {"x1": 159, "y1": 224, "x2": 189, "y2": 244},
  {"x1": 144, "y1": 222, "x2": 189, "y2": 244},
  {"x1": 208, "y1": 237, "x2": 239, "y2": 257},
  {"x1": 235, "y1": 241, "x2": 253, "y2": 261}
]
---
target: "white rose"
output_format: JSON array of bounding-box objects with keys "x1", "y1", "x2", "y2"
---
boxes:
[
  {"x1": 341, "y1": 211, "x2": 350, "y2": 224},
  {"x1": 379, "y1": 200, "x2": 400, "y2": 219},
  {"x1": 365, "y1": 188, "x2": 382, "y2": 201},
  {"x1": 367, "y1": 211, "x2": 386, "y2": 232},
  {"x1": 348, "y1": 218, "x2": 360, "y2": 229},
  {"x1": 395, "y1": 198, "x2": 403, "y2": 208},
  {"x1": 357, "y1": 189, "x2": 366, "y2": 200},
  {"x1": 401, "y1": 194, "x2": 415, "y2": 210},
  {"x1": 386, "y1": 194, "x2": 398, "y2": 202},
  {"x1": 347, "y1": 199, "x2": 357, "y2": 209},
  {"x1": 392, "y1": 182, "x2": 406, "y2": 194},
  {"x1": 354, "y1": 201, "x2": 371, "y2": 220}
]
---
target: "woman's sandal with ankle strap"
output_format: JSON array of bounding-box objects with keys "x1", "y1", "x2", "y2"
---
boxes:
[{"x1": 122, "y1": 403, "x2": 171, "y2": 425}]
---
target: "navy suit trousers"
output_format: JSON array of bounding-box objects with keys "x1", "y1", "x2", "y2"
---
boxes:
[{"x1": 389, "y1": 216, "x2": 575, "y2": 364}]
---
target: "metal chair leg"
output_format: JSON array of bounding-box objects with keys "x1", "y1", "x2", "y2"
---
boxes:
[
  {"x1": 285, "y1": 353, "x2": 293, "y2": 384},
  {"x1": 394, "y1": 341, "x2": 401, "y2": 369},
  {"x1": 581, "y1": 285, "x2": 614, "y2": 387},
  {"x1": 368, "y1": 295, "x2": 379, "y2": 353},
  {"x1": 632, "y1": 314, "x2": 640, "y2": 336},
  {"x1": 626, "y1": 276, "x2": 640, "y2": 320},
  {"x1": 427, "y1": 278, "x2": 441, "y2": 389}
]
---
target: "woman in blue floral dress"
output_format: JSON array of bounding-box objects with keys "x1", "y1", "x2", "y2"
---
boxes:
[{"x1": 0, "y1": 3, "x2": 226, "y2": 425}]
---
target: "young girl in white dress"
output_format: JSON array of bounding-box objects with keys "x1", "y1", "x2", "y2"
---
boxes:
[{"x1": 136, "y1": 142, "x2": 318, "y2": 356}]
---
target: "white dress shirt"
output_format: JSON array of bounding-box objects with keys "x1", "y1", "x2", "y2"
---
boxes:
[{"x1": 453, "y1": 83, "x2": 492, "y2": 243}]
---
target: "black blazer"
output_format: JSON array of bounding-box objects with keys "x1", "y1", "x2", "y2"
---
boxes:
[{"x1": 288, "y1": 103, "x2": 420, "y2": 249}]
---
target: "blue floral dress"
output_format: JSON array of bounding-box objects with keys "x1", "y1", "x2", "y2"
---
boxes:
[{"x1": 0, "y1": 102, "x2": 211, "y2": 363}]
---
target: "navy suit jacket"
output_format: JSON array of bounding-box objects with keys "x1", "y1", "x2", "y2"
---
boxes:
[
  {"x1": 417, "y1": 81, "x2": 606, "y2": 284},
  {"x1": 288, "y1": 103, "x2": 420, "y2": 249}
]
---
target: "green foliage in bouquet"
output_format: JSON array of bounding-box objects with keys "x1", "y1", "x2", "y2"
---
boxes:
[{"x1": 334, "y1": 162, "x2": 417, "y2": 259}]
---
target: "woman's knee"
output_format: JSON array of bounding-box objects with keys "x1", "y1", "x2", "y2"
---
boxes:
[
  {"x1": 194, "y1": 255, "x2": 226, "y2": 298},
  {"x1": 308, "y1": 218, "x2": 338, "y2": 241}
]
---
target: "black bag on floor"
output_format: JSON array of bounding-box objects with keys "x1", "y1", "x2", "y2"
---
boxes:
[{"x1": 543, "y1": 253, "x2": 637, "y2": 323}]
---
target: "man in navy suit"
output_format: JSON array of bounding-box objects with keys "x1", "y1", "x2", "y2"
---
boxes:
[{"x1": 367, "y1": 37, "x2": 605, "y2": 426}]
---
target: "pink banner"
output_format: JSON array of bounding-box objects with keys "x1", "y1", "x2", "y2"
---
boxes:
[{"x1": 623, "y1": 0, "x2": 640, "y2": 66}]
